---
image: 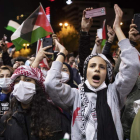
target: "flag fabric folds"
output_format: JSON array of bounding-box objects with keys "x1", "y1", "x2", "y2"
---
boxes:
[
  {"x1": 101, "y1": 19, "x2": 106, "y2": 48},
  {"x1": 5, "y1": 20, "x2": 20, "y2": 32},
  {"x1": 11, "y1": 4, "x2": 54, "y2": 51}
]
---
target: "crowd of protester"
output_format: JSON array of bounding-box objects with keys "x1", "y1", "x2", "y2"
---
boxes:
[{"x1": 0, "y1": 4, "x2": 140, "y2": 140}]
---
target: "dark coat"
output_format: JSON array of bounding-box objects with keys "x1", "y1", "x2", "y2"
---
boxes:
[
  {"x1": 2, "y1": 51, "x2": 12, "y2": 67},
  {"x1": 0, "y1": 105, "x2": 71, "y2": 140},
  {"x1": 78, "y1": 31, "x2": 91, "y2": 77},
  {"x1": 121, "y1": 76, "x2": 140, "y2": 139}
]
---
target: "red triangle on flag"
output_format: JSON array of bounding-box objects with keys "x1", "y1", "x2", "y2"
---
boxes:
[
  {"x1": 35, "y1": 5, "x2": 54, "y2": 33},
  {"x1": 6, "y1": 42, "x2": 13, "y2": 48},
  {"x1": 102, "y1": 19, "x2": 106, "y2": 39}
]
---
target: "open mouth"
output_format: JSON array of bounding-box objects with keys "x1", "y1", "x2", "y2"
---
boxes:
[{"x1": 92, "y1": 75, "x2": 100, "y2": 83}]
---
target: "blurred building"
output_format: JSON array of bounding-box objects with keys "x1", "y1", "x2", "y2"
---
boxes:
[{"x1": 63, "y1": 1, "x2": 134, "y2": 46}]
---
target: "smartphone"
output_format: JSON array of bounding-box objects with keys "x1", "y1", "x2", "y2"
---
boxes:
[
  {"x1": 85, "y1": 7, "x2": 106, "y2": 18},
  {"x1": 43, "y1": 38, "x2": 54, "y2": 58},
  {"x1": 133, "y1": 13, "x2": 140, "y2": 33},
  {"x1": 97, "y1": 28, "x2": 103, "y2": 39}
]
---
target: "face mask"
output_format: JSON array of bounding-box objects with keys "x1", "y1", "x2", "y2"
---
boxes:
[
  {"x1": 12, "y1": 81, "x2": 36, "y2": 104},
  {"x1": 41, "y1": 69, "x2": 48, "y2": 77},
  {"x1": 25, "y1": 60, "x2": 31, "y2": 66},
  {"x1": 61, "y1": 72, "x2": 70, "y2": 83},
  {"x1": 0, "y1": 78, "x2": 11, "y2": 91}
]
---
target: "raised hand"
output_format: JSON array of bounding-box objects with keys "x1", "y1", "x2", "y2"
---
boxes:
[
  {"x1": 0, "y1": 40, "x2": 8, "y2": 53},
  {"x1": 31, "y1": 42, "x2": 53, "y2": 68},
  {"x1": 54, "y1": 39, "x2": 68, "y2": 56},
  {"x1": 107, "y1": 25, "x2": 115, "y2": 43},
  {"x1": 113, "y1": 4, "x2": 126, "y2": 41},
  {"x1": 129, "y1": 19, "x2": 140, "y2": 42},
  {"x1": 95, "y1": 36, "x2": 102, "y2": 46},
  {"x1": 113, "y1": 4, "x2": 123, "y2": 31},
  {"x1": 81, "y1": 8, "x2": 93, "y2": 32}
]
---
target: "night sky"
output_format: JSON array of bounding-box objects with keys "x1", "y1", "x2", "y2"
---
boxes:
[{"x1": 0, "y1": 0, "x2": 139, "y2": 41}]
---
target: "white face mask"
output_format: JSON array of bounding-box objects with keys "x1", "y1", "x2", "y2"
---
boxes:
[
  {"x1": 25, "y1": 60, "x2": 31, "y2": 66},
  {"x1": 41, "y1": 69, "x2": 48, "y2": 77},
  {"x1": 61, "y1": 72, "x2": 70, "y2": 83},
  {"x1": 0, "y1": 78, "x2": 11, "y2": 91},
  {"x1": 12, "y1": 81, "x2": 36, "y2": 104}
]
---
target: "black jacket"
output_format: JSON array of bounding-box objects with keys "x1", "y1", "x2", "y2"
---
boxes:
[
  {"x1": 2, "y1": 51, "x2": 12, "y2": 67},
  {"x1": 0, "y1": 105, "x2": 71, "y2": 140},
  {"x1": 78, "y1": 31, "x2": 91, "y2": 77}
]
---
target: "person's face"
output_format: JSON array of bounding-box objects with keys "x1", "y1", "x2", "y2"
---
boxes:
[
  {"x1": 17, "y1": 61, "x2": 25, "y2": 66},
  {"x1": 29, "y1": 57, "x2": 35, "y2": 65},
  {"x1": 86, "y1": 56, "x2": 107, "y2": 88},
  {"x1": 69, "y1": 56, "x2": 75, "y2": 65},
  {"x1": 0, "y1": 69, "x2": 11, "y2": 78},
  {"x1": 62, "y1": 64, "x2": 70, "y2": 82},
  {"x1": 14, "y1": 75, "x2": 35, "y2": 85}
]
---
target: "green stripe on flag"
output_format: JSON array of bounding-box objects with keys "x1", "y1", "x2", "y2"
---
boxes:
[
  {"x1": 101, "y1": 39, "x2": 106, "y2": 48},
  {"x1": 31, "y1": 27, "x2": 53, "y2": 43},
  {"x1": 12, "y1": 27, "x2": 53, "y2": 51},
  {"x1": 12, "y1": 38, "x2": 29, "y2": 51},
  {"x1": 5, "y1": 26, "x2": 16, "y2": 32}
]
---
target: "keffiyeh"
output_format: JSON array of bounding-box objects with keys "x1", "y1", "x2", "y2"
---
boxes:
[
  {"x1": 10, "y1": 66, "x2": 45, "y2": 92},
  {"x1": 80, "y1": 53, "x2": 119, "y2": 140}
]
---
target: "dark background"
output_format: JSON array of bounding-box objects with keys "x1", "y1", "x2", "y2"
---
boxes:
[{"x1": 0, "y1": 0, "x2": 139, "y2": 53}]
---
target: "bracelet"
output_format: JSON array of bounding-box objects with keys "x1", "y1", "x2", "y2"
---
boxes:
[{"x1": 57, "y1": 52, "x2": 66, "y2": 60}]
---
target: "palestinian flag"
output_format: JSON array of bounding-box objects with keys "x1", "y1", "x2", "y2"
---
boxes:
[
  {"x1": 5, "y1": 20, "x2": 20, "y2": 32},
  {"x1": 101, "y1": 19, "x2": 106, "y2": 48},
  {"x1": 6, "y1": 42, "x2": 13, "y2": 48},
  {"x1": 11, "y1": 4, "x2": 54, "y2": 51}
]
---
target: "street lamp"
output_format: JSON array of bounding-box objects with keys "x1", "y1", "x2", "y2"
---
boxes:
[
  {"x1": 23, "y1": 43, "x2": 29, "y2": 49},
  {"x1": 64, "y1": 23, "x2": 68, "y2": 27},
  {"x1": 120, "y1": 22, "x2": 123, "y2": 26},
  {"x1": 20, "y1": 14, "x2": 24, "y2": 17},
  {"x1": 59, "y1": 23, "x2": 63, "y2": 26},
  {"x1": 59, "y1": 22, "x2": 69, "y2": 27}
]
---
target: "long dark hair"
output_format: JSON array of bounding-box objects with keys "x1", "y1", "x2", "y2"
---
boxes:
[{"x1": 1, "y1": 81, "x2": 62, "y2": 139}]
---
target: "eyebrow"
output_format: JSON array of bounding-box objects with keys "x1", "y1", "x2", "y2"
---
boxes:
[
  {"x1": 99, "y1": 64, "x2": 106, "y2": 67},
  {"x1": 90, "y1": 63, "x2": 106, "y2": 66}
]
